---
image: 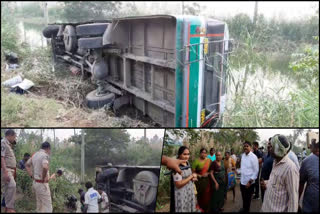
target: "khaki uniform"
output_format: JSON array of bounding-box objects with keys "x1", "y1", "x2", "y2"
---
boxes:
[
  {"x1": 26, "y1": 149, "x2": 52, "y2": 213},
  {"x1": 1, "y1": 138, "x2": 17, "y2": 209}
]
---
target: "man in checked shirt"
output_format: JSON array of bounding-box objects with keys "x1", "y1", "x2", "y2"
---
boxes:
[{"x1": 260, "y1": 134, "x2": 299, "y2": 212}]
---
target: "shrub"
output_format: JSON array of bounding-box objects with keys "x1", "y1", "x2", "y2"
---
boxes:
[
  {"x1": 1, "y1": 2, "x2": 20, "y2": 54},
  {"x1": 16, "y1": 169, "x2": 33, "y2": 196}
]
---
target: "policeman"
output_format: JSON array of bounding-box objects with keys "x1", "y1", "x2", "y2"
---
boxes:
[
  {"x1": 25, "y1": 142, "x2": 53, "y2": 213},
  {"x1": 1, "y1": 129, "x2": 17, "y2": 213}
]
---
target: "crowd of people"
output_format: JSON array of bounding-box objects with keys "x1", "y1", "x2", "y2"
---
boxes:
[
  {"x1": 163, "y1": 134, "x2": 319, "y2": 213},
  {"x1": 1, "y1": 129, "x2": 109, "y2": 213}
]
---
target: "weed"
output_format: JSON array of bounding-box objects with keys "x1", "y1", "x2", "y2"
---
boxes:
[{"x1": 222, "y1": 31, "x2": 319, "y2": 127}]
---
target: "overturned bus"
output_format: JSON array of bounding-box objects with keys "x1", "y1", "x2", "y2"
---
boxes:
[
  {"x1": 43, "y1": 15, "x2": 232, "y2": 127},
  {"x1": 95, "y1": 164, "x2": 160, "y2": 213}
]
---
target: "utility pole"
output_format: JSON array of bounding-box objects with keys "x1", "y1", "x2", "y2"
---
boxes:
[
  {"x1": 182, "y1": 1, "x2": 184, "y2": 15},
  {"x1": 253, "y1": 1, "x2": 258, "y2": 29},
  {"x1": 81, "y1": 129, "x2": 85, "y2": 183},
  {"x1": 43, "y1": 2, "x2": 48, "y2": 26},
  {"x1": 144, "y1": 129, "x2": 147, "y2": 144},
  {"x1": 52, "y1": 129, "x2": 55, "y2": 145},
  {"x1": 43, "y1": 2, "x2": 50, "y2": 46},
  {"x1": 40, "y1": 129, "x2": 43, "y2": 143}
]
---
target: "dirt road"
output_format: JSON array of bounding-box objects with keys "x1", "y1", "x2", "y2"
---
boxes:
[{"x1": 223, "y1": 182, "x2": 262, "y2": 212}]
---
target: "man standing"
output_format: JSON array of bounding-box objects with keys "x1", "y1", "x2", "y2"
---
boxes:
[
  {"x1": 239, "y1": 141, "x2": 259, "y2": 212},
  {"x1": 252, "y1": 141, "x2": 263, "y2": 200},
  {"x1": 288, "y1": 150, "x2": 300, "y2": 170},
  {"x1": 230, "y1": 149, "x2": 237, "y2": 163},
  {"x1": 18, "y1": 153, "x2": 30, "y2": 170},
  {"x1": 1, "y1": 129, "x2": 17, "y2": 213},
  {"x1": 302, "y1": 148, "x2": 307, "y2": 160},
  {"x1": 261, "y1": 134, "x2": 299, "y2": 212},
  {"x1": 25, "y1": 142, "x2": 53, "y2": 213},
  {"x1": 207, "y1": 148, "x2": 216, "y2": 162},
  {"x1": 97, "y1": 186, "x2": 110, "y2": 213},
  {"x1": 299, "y1": 140, "x2": 319, "y2": 213},
  {"x1": 260, "y1": 139, "x2": 274, "y2": 203},
  {"x1": 84, "y1": 182, "x2": 101, "y2": 213},
  {"x1": 78, "y1": 189, "x2": 86, "y2": 213}
]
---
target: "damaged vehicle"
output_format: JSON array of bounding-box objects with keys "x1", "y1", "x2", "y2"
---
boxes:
[
  {"x1": 95, "y1": 164, "x2": 160, "y2": 213},
  {"x1": 43, "y1": 15, "x2": 232, "y2": 127}
]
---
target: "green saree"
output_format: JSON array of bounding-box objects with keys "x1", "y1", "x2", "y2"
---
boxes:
[{"x1": 192, "y1": 158, "x2": 211, "y2": 212}]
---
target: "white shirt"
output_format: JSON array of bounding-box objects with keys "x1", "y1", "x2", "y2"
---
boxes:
[
  {"x1": 231, "y1": 154, "x2": 237, "y2": 163},
  {"x1": 302, "y1": 150, "x2": 307, "y2": 158},
  {"x1": 84, "y1": 187, "x2": 101, "y2": 213},
  {"x1": 100, "y1": 191, "x2": 110, "y2": 213},
  {"x1": 288, "y1": 151, "x2": 300, "y2": 170},
  {"x1": 240, "y1": 151, "x2": 259, "y2": 185}
]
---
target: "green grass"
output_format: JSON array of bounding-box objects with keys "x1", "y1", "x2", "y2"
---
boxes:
[
  {"x1": 1, "y1": 85, "x2": 66, "y2": 127},
  {"x1": 16, "y1": 196, "x2": 37, "y2": 213},
  {"x1": 155, "y1": 167, "x2": 171, "y2": 212},
  {"x1": 221, "y1": 32, "x2": 319, "y2": 127},
  {"x1": 222, "y1": 87, "x2": 319, "y2": 127}
]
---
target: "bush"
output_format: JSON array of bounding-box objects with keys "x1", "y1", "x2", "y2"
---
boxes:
[
  {"x1": 288, "y1": 37, "x2": 319, "y2": 126},
  {"x1": 225, "y1": 12, "x2": 319, "y2": 52},
  {"x1": 14, "y1": 141, "x2": 82, "y2": 212},
  {"x1": 16, "y1": 169, "x2": 81, "y2": 212},
  {"x1": 290, "y1": 37, "x2": 319, "y2": 86},
  {"x1": 18, "y1": 2, "x2": 43, "y2": 18},
  {"x1": 156, "y1": 167, "x2": 171, "y2": 211},
  {"x1": 1, "y1": 2, "x2": 20, "y2": 54},
  {"x1": 50, "y1": 177, "x2": 81, "y2": 212},
  {"x1": 16, "y1": 169, "x2": 33, "y2": 196}
]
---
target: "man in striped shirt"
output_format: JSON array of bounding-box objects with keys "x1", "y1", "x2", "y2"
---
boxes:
[{"x1": 260, "y1": 134, "x2": 299, "y2": 212}]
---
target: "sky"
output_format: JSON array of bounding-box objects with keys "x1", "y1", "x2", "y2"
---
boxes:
[
  {"x1": 135, "y1": 1, "x2": 318, "y2": 20},
  {"x1": 200, "y1": 1, "x2": 318, "y2": 20},
  {"x1": 23, "y1": 1, "x2": 318, "y2": 21}
]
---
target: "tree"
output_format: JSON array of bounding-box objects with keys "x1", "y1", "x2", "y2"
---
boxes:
[
  {"x1": 62, "y1": 1, "x2": 122, "y2": 22},
  {"x1": 226, "y1": 13, "x2": 253, "y2": 41},
  {"x1": 290, "y1": 36, "x2": 319, "y2": 86},
  {"x1": 183, "y1": 2, "x2": 200, "y2": 16},
  {"x1": 1, "y1": 2, "x2": 19, "y2": 53},
  {"x1": 69, "y1": 129, "x2": 130, "y2": 175},
  {"x1": 163, "y1": 129, "x2": 259, "y2": 161},
  {"x1": 125, "y1": 137, "x2": 162, "y2": 166},
  {"x1": 120, "y1": 2, "x2": 141, "y2": 16},
  {"x1": 19, "y1": 2, "x2": 43, "y2": 18},
  {"x1": 286, "y1": 129, "x2": 304, "y2": 145}
]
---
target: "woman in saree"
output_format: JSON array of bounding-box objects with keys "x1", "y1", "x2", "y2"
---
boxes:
[
  {"x1": 192, "y1": 148, "x2": 212, "y2": 212},
  {"x1": 171, "y1": 146, "x2": 197, "y2": 212},
  {"x1": 209, "y1": 151, "x2": 226, "y2": 212}
]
